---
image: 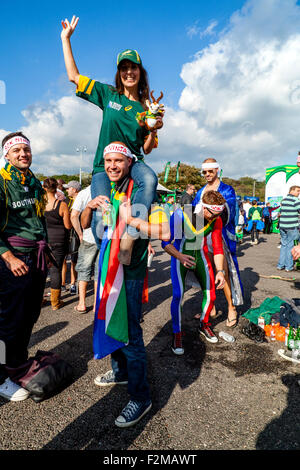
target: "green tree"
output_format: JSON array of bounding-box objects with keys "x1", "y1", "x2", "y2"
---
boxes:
[{"x1": 158, "y1": 163, "x2": 265, "y2": 200}]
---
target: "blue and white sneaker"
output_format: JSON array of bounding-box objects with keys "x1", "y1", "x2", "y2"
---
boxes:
[
  {"x1": 0, "y1": 378, "x2": 29, "y2": 402},
  {"x1": 94, "y1": 370, "x2": 128, "y2": 387},
  {"x1": 115, "y1": 400, "x2": 152, "y2": 428},
  {"x1": 69, "y1": 284, "x2": 77, "y2": 295}
]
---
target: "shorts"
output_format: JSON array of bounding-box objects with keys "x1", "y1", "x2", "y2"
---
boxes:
[{"x1": 75, "y1": 240, "x2": 99, "y2": 282}]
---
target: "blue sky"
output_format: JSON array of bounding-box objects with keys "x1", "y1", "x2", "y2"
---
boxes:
[
  {"x1": 1, "y1": 0, "x2": 300, "y2": 179},
  {"x1": 0, "y1": 0, "x2": 244, "y2": 129}
]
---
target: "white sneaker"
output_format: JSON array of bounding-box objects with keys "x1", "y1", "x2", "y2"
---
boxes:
[
  {"x1": 0, "y1": 378, "x2": 29, "y2": 401},
  {"x1": 278, "y1": 349, "x2": 300, "y2": 364},
  {"x1": 171, "y1": 333, "x2": 184, "y2": 355}
]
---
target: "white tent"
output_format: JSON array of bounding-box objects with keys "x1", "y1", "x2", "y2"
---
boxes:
[
  {"x1": 157, "y1": 182, "x2": 172, "y2": 193},
  {"x1": 265, "y1": 165, "x2": 300, "y2": 201}
]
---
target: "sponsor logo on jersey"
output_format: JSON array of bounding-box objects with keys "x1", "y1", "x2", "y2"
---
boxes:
[{"x1": 108, "y1": 101, "x2": 122, "y2": 111}]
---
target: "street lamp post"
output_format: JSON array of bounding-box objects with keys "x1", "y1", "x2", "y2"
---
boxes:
[{"x1": 76, "y1": 146, "x2": 87, "y2": 185}]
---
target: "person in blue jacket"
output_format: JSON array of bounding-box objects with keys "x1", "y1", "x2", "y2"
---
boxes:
[{"x1": 192, "y1": 158, "x2": 243, "y2": 328}]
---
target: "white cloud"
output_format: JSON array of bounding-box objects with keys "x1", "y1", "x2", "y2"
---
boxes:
[
  {"x1": 2, "y1": 0, "x2": 300, "y2": 181},
  {"x1": 187, "y1": 20, "x2": 218, "y2": 40},
  {"x1": 0, "y1": 95, "x2": 101, "y2": 175},
  {"x1": 155, "y1": 0, "x2": 300, "y2": 179}
]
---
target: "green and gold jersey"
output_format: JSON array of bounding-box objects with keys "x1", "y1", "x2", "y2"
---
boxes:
[
  {"x1": 76, "y1": 75, "x2": 150, "y2": 174},
  {"x1": 0, "y1": 169, "x2": 47, "y2": 255}
]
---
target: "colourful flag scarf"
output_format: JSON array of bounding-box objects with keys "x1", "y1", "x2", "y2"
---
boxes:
[{"x1": 93, "y1": 177, "x2": 134, "y2": 360}]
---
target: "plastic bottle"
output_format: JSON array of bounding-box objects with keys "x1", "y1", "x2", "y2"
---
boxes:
[
  {"x1": 102, "y1": 203, "x2": 113, "y2": 227},
  {"x1": 219, "y1": 331, "x2": 235, "y2": 343},
  {"x1": 258, "y1": 316, "x2": 265, "y2": 330},
  {"x1": 285, "y1": 326, "x2": 290, "y2": 347},
  {"x1": 270, "y1": 320, "x2": 276, "y2": 341},
  {"x1": 147, "y1": 253, "x2": 154, "y2": 268},
  {"x1": 294, "y1": 327, "x2": 300, "y2": 350},
  {"x1": 287, "y1": 326, "x2": 295, "y2": 351}
]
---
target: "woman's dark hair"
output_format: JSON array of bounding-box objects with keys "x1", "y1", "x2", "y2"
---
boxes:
[
  {"x1": 2, "y1": 131, "x2": 30, "y2": 148},
  {"x1": 43, "y1": 177, "x2": 58, "y2": 194},
  {"x1": 114, "y1": 63, "x2": 150, "y2": 106}
]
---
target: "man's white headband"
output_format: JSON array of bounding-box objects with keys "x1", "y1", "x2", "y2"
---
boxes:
[
  {"x1": 202, "y1": 162, "x2": 220, "y2": 170},
  {"x1": 194, "y1": 202, "x2": 224, "y2": 214},
  {"x1": 2, "y1": 136, "x2": 31, "y2": 158},
  {"x1": 104, "y1": 143, "x2": 133, "y2": 159}
]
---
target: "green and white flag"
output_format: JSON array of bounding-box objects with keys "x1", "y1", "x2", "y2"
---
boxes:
[{"x1": 164, "y1": 162, "x2": 171, "y2": 183}]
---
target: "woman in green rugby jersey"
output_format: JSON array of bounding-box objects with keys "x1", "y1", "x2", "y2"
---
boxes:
[{"x1": 60, "y1": 16, "x2": 163, "y2": 264}]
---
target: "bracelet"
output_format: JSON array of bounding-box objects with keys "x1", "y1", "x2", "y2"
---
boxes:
[{"x1": 216, "y1": 270, "x2": 225, "y2": 275}]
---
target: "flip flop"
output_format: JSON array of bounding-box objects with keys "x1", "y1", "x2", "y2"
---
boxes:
[
  {"x1": 226, "y1": 317, "x2": 238, "y2": 328},
  {"x1": 74, "y1": 306, "x2": 87, "y2": 314}
]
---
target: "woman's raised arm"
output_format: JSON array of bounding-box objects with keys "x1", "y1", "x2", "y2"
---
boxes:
[{"x1": 61, "y1": 16, "x2": 80, "y2": 86}]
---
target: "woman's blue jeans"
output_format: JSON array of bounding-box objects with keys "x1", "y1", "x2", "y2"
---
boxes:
[
  {"x1": 129, "y1": 161, "x2": 158, "y2": 237},
  {"x1": 91, "y1": 162, "x2": 158, "y2": 245},
  {"x1": 110, "y1": 279, "x2": 151, "y2": 403},
  {"x1": 91, "y1": 172, "x2": 111, "y2": 249}
]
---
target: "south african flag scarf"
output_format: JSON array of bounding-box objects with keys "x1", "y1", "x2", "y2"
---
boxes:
[{"x1": 93, "y1": 176, "x2": 134, "y2": 360}]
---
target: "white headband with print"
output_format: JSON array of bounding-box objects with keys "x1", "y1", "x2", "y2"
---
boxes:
[
  {"x1": 104, "y1": 143, "x2": 134, "y2": 159},
  {"x1": 2, "y1": 136, "x2": 31, "y2": 158}
]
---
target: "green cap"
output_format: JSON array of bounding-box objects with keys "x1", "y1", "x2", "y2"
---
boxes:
[{"x1": 117, "y1": 49, "x2": 142, "y2": 66}]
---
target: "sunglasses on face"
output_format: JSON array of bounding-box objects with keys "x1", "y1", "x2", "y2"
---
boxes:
[
  {"x1": 202, "y1": 169, "x2": 215, "y2": 175},
  {"x1": 204, "y1": 207, "x2": 221, "y2": 217}
]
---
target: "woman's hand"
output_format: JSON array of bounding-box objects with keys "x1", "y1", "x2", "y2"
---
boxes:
[
  {"x1": 148, "y1": 243, "x2": 155, "y2": 257},
  {"x1": 61, "y1": 15, "x2": 79, "y2": 40},
  {"x1": 155, "y1": 115, "x2": 164, "y2": 130},
  {"x1": 215, "y1": 271, "x2": 225, "y2": 290},
  {"x1": 119, "y1": 200, "x2": 133, "y2": 224}
]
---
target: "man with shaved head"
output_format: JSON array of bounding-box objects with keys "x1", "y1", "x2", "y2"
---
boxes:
[{"x1": 193, "y1": 158, "x2": 243, "y2": 328}]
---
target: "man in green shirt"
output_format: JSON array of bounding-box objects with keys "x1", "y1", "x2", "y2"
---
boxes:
[
  {"x1": 0, "y1": 132, "x2": 48, "y2": 402},
  {"x1": 277, "y1": 186, "x2": 300, "y2": 271},
  {"x1": 81, "y1": 141, "x2": 169, "y2": 428}
]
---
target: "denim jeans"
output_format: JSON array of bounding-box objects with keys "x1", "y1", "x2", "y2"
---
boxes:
[
  {"x1": 91, "y1": 172, "x2": 112, "y2": 249},
  {"x1": 0, "y1": 252, "x2": 47, "y2": 383},
  {"x1": 129, "y1": 161, "x2": 158, "y2": 238},
  {"x1": 278, "y1": 228, "x2": 299, "y2": 270},
  {"x1": 91, "y1": 163, "x2": 158, "y2": 243},
  {"x1": 111, "y1": 279, "x2": 150, "y2": 403},
  {"x1": 251, "y1": 221, "x2": 258, "y2": 242}
]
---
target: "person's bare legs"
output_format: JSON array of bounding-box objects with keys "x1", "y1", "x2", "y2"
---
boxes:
[
  {"x1": 75, "y1": 280, "x2": 88, "y2": 312},
  {"x1": 223, "y1": 257, "x2": 237, "y2": 327},
  {"x1": 93, "y1": 281, "x2": 97, "y2": 313},
  {"x1": 70, "y1": 261, "x2": 77, "y2": 286}
]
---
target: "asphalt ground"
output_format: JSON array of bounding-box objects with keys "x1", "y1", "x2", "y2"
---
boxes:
[{"x1": 0, "y1": 231, "x2": 299, "y2": 453}]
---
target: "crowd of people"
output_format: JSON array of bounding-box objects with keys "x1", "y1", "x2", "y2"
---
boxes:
[{"x1": 0, "y1": 15, "x2": 299, "y2": 433}]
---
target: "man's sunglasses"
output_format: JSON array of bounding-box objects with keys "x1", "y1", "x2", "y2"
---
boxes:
[{"x1": 202, "y1": 169, "x2": 215, "y2": 175}]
